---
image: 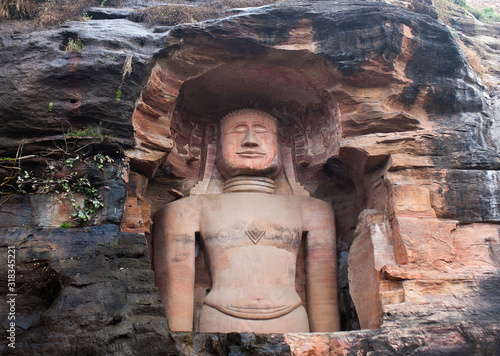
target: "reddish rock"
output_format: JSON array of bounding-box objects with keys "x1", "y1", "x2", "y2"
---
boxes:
[{"x1": 120, "y1": 196, "x2": 144, "y2": 234}]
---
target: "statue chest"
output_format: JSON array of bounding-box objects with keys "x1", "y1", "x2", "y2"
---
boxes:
[{"x1": 199, "y1": 193, "x2": 303, "y2": 252}]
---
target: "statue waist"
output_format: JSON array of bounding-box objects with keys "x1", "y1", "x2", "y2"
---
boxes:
[
  {"x1": 203, "y1": 300, "x2": 303, "y2": 320},
  {"x1": 203, "y1": 288, "x2": 303, "y2": 320}
]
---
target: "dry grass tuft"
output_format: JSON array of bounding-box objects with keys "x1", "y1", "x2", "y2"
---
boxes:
[
  {"x1": 457, "y1": 39, "x2": 488, "y2": 78},
  {"x1": 0, "y1": 0, "x2": 38, "y2": 20},
  {"x1": 432, "y1": 0, "x2": 490, "y2": 79},
  {"x1": 130, "y1": 5, "x2": 218, "y2": 26},
  {"x1": 1, "y1": 0, "x2": 280, "y2": 27},
  {"x1": 433, "y1": 0, "x2": 471, "y2": 25},
  {"x1": 131, "y1": 0, "x2": 280, "y2": 26},
  {"x1": 0, "y1": 0, "x2": 124, "y2": 27}
]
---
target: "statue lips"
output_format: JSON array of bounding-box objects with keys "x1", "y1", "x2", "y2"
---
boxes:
[{"x1": 236, "y1": 149, "x2": 266, "y2": 158}]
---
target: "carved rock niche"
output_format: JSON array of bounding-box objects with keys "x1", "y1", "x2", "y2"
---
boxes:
[{"x1": 125, "y1": 36, "x2": 401, "y2": 331}]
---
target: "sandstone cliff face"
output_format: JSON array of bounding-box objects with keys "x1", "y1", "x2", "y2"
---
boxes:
[{"x1": 0, "y1": 1, "x2": 499, "y2": 355}]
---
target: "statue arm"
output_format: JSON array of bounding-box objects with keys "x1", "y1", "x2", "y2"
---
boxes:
[
  {"x1": 303, "y1": 199, "x2": 340, "y2": 332},
  {"x1": 154, "y1": 198, "x2": 199, "y2": 331}
]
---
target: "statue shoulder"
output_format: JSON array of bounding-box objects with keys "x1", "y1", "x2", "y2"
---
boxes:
[
  {"x1": 156, "y1": 195, "x2": 202, "y2": 217},
  {"x1": 298, "y1": 196, "x2": 335, "y2": 232},
  {"x1": 298, "y1": 195, "x2": 334, "y2": 213}
]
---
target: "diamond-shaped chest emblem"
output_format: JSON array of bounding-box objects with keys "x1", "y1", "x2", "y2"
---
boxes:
[{"x1": 245, "y1": 228, "x2": 265, "y2": 244}]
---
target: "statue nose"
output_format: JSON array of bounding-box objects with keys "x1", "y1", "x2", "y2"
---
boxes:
[{"x1": 241, "y1": 129, "x2": 259, "y2": 147}]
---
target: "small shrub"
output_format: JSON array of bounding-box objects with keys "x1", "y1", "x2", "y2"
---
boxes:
[
  {"x1": 472, "y1": 7, "x2": 500, "y2": 23},
  {"x1": 115, "y1": 87, "x2": 122, "y2": 101},
  {"x1": 60, "y1": 222, "x2": 73, "y2": 228},
  {"x1": 65, "y1": 37, "x2": 83, "y2": 53},
  {"x1": 469, "y1": 7, "x2": 482, "y2": 19},
  {"x1": 452, "y1": 0, "x2": 467, "y2": 7},
  {"x1": 483, "y1": 7, "x2": 495, "y2": 15}
]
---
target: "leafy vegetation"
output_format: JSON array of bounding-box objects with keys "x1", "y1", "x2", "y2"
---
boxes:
[
  {"x1": 0, "y1": 137, "x2": 115, "y2": 224},
  {"x1": 82, "y1": 12, "x2": 92, "y2": 21},
  {"x1": 453, "y1": 0, "x2": 500, "y2": 22},
  {"x1": 16, "y1": 154, "x2": 112, "y2": 223},
  {"x1": 115, "y1": 87, "x2": 122, "y2": 101},
  {"x1": 65, "y1": 37, "x2": 84, "y2": 53},
  {"x1": 435, "y1": 0, "x2": 500, "y2": 23},
  {"x1": 469, "y1": 6, "x2": 500, "y2": 23}
]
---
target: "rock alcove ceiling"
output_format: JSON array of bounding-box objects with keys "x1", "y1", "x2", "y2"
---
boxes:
[{"x1": 0, "y1": 0, "x2": 499, "y2": 354}]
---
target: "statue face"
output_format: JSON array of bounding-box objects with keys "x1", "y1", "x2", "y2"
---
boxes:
[{"x1": 217, "y1": 110, "x2": 282, "y2": 179}]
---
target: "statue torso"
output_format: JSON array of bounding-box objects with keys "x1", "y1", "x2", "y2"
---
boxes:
[{"x1": 198, "y1": 192, "x2": 304, "y2": 319}]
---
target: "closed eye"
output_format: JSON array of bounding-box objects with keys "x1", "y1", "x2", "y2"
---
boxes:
[
  {"x1": 228, "y1": 125, "x2": 249, "y2": 134},
  {"x1": 252, "y1": 125, "x2": 269, "y2": 133}
]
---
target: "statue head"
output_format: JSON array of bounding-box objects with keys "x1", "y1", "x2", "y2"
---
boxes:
[{"x1": 216, "y1": 109, "x2": 283, "y2": 180}]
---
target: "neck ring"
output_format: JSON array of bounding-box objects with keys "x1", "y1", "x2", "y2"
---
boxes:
[{"x1": 223, "y1": 176, "x2": 276, "y2": 194}]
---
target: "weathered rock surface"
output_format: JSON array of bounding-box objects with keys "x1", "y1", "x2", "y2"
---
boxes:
[
  {"x1": 0, "y1": 0, "x2": 499, "y2": 354},
  {"x1": 0, "y1": 17, "x2": 167, "y2": 153},
  {"x1": 0, "y1": 227, "x2": 170, "y2": 355}
]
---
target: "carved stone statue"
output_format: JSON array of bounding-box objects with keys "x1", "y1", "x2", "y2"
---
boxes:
[{"x1": 154, "y1": 109, "x2": 339, "y2": 333}]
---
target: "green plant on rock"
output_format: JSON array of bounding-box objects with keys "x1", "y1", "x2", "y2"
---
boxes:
[
  {"x1": 17, "y1": 153, "x2": 113, "y2": 222},
  {"x1": 16, "y1": 152, "x2": 114, "y2": 224},
  {"x1": 1, "y1": 134, "x2": 116, "y2": 224},
  {"x1": 66, "y1": 125, "x2": 103, "y2": 137},
  {"x1": 65, "y1": 37, "x2": 83, "y2": 53},
  {"x1": 473, "y1": 7, "x2": 500, "y2": 23},
  {"x1": 115, "y1": 87, "x2": 122, "y2": 101},
  {"x1": 93, "y1": 153, "x2": 114, "y2": 170}
]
